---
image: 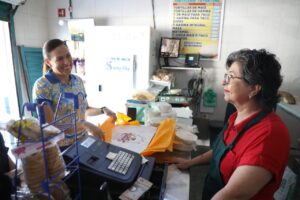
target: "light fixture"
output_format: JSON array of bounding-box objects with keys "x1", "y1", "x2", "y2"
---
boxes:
[{"x1": 58, "y1": 19, "x2": 65, "y2": 26}]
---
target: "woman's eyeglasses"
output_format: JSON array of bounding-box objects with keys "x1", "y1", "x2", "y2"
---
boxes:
[{"x1": 224, "y1": 73, "x2": 244, "y2": 84}]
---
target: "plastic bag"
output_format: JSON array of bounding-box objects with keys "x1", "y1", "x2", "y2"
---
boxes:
[
  {"x1": 7, "y1": 118, "x2": 61, "y2": 142},
  {"x1": 144, "y1": 102, "x2": 176, "y2": 127},
  {"x1": 132, "y1": 90, "x2": 155, "y2": 101},
  {"x1": 98, "y1": 116, "x2": 115, "y2": 143},
  {"x1": 274, "y1": 167, "x2": 297, "y2": 200}
]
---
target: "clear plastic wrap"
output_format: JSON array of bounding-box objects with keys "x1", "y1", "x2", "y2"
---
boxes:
[{"x1": 7, "y1": 118, "x2": 61, "y2": 142}]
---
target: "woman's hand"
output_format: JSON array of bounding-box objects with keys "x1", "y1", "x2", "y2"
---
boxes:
[
  {"x1": 171, "y1": 157, "x2": 192, "y2": 170},
  {"x1": 169, "y1": 150, "x2": 213, "y2": 170},
  {"x1": 102, "y1": 107, "x2": 117, "y2": 121}
]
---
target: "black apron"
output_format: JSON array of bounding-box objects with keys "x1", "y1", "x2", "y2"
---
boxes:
[
  {"x1": 202, "y1": 110, "x2": 271, "y2": 200},
  {"x1": 0, "y1": 133, "x2": 12, "y2": 200}
]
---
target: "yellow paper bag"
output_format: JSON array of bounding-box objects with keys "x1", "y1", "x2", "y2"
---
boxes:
[
  {"x1": 141, "y1": 118, "x2": 176, "y2": 156},
  {"x1": 116, "y1": 112, "x2": 140, "y2": 126}
]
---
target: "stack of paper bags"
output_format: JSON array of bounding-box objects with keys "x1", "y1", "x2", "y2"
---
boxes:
[
  {"x1": 141, "y1": 118, "x2": 176, "y2": 156},
  {"x1": 99, "y1": 116, "x2": 176, "y2": 156}
]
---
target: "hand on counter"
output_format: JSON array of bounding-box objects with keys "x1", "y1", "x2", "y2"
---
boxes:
[
  {"x1": 164, "y1": 156, "x2": 191, "y2": 170},
  {"x1": 171, "y1": 157, "x2": 192, "y2": 170}
]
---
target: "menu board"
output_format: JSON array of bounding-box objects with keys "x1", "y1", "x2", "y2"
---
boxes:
[{"x1": 172, "y1": 0, "x2": 225, "y2": 60}]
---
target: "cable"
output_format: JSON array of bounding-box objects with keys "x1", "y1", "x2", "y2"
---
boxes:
[
  {"x1": 151, "y1": 0, "x2": 156, "y2": 29},
  {"x1": 157, "y1": 49, "x2": 161, "y2": 69},
  {"x1": 187, "y1": 74, "x2": 204, "y2": 116}
]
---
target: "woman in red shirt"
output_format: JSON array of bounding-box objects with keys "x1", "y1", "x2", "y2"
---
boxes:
[{"x1": 172, "y1": 49, "x2": 290, "y2": 200}]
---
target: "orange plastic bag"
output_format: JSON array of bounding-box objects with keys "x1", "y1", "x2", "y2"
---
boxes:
[
  {"x1": 141, "y1": 118, "x2": 176, "y2": 156},
  {"x1": 116, "y1": 112, "x2": 140, "y2": 126},
  {"x1": 98, "y1": 117, "x2": 115, "y2": 142}
]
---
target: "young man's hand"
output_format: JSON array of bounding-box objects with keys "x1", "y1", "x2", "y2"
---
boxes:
[{"x1": 78, "y1": 120, "x2": 105, "y2": 139}]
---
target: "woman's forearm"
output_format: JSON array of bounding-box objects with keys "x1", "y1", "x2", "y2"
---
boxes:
[{"x1": 189, "y1": 149, "x2": 213, "y2": 166}]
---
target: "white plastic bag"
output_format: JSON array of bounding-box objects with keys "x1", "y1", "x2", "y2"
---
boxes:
[{"x1": 274, "y1": 167, "x2": 297, "y2": 200}]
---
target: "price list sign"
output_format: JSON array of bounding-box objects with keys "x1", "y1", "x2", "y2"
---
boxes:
[{"x1": 172, "y1": 0, "x2": 225, "y2": 60}]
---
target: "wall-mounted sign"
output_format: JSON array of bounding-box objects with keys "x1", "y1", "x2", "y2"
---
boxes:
[
  {"x1": 172, "y1": 0, "x2": 225, "y2": 60},
  {"x1": 58, "y1": 8, "x2": 66, "y2": 17}
]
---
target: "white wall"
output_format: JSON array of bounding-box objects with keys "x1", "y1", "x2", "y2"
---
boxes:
[
  {"x1": 46, "y1": 0, "x2": 172, "y2": 40},
  {"x1": 14, "y1": 0, "x2": 48, "y2": 47},
  {"x1": 215, "y1": 0, "x2": 300, "y2": 121},
  {"x1": 22, "y1": 0, "x2": 300, "y2": 122}
]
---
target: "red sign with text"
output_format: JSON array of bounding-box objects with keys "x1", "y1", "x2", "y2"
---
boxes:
[{"x1": 58, "y1": 8, "x2": 66, "y2": 17}]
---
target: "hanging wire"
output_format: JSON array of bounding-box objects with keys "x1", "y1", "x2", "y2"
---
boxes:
[
  {"x1": 151, "y1": 0, "x2": 156, "y2": 29},
  {"x1": 69, "y1": 0, "x2": 73, "y2": 19}
]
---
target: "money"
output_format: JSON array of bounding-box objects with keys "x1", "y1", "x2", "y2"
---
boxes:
[{"x1": 119, "y1": 177, "x2": 153, "y2": 200}]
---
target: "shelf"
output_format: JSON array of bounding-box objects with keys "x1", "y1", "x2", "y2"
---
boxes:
[
  {"x1": 150, "y1": 80, "x2": 172, "y2": 88},
  {"x1": 161, "y1": 67, "x2": 201, "y2": 70},
  {"x1": 12, "y1": 100, "x2": 82, "y2": 200},
  {"x1": 277, "y1": 102, "x2": 300, "y2": 120},
  {"x1": 11, "y1": 133, "x2": 65, "y2": 159}
]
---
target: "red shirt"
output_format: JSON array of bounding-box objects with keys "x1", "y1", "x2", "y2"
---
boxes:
[{"x1": 220, "y1": 111, "x2": 290, "y2": 200}]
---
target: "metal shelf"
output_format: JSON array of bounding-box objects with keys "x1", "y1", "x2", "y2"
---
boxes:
[
  {"x1": 13, "y1": 93, "x2": 83, "y2": 200},
  {"x1": 161, "y1": 66, "x2": 201, "y2": 70}
]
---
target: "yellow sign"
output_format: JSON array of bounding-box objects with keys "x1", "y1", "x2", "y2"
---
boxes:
[{"x1": 172, "y1": 0, "x2": 224, "y2": 60}]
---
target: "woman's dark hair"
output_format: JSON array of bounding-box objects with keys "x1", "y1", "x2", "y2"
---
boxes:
[
  {"x1": 42, "y1": 39, "x2": 66, "y2": 74},
  {"x1": 226, "y1": 49, "x2": 283, "y2": 110}
]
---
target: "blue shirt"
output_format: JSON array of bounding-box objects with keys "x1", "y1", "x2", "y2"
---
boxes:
[{"x1": 33, "y1": 70, "x2": 88, "y2": 145}]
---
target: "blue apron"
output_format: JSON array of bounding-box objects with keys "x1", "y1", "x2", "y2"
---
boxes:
[{"x1": 202, "y1": 110, "x2": 271, "y2": 200}]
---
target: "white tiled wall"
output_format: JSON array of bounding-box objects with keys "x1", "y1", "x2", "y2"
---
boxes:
[
  {"x1": 14, "y1": 0, "x2": 48, "y2": 47},
  {"x1": 12, "y1": 0, "x2": 300, "y2": 121}
]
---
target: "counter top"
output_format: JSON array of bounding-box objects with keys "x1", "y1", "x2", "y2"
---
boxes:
[{"x1": 277, "y1": 102, "x2": 300, "y2": 120}]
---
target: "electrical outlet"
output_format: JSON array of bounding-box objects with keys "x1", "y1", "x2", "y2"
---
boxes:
[{"x1": 202, "y1": 114, "x2": 207, "y2": 119}]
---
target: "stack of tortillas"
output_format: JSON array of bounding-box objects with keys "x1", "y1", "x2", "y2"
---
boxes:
[
  {"x1": 46, "y1": 146, "x2": 65, "y2": 181},
  {"x1": 22, "y1": 152, "x2": 46, "y2": 193},
  {"x1": 22, "y1": 145, "x2": 70, "y2": 199}
]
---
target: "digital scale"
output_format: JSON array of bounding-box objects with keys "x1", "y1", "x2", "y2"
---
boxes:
[{"x1": 158, "y1": 89, "x2": 192, "y2": 104}]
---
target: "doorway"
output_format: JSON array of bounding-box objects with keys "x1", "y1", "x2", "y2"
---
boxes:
[{"x1": 0, "y1": 20, "x2": 19, "y2": 147}]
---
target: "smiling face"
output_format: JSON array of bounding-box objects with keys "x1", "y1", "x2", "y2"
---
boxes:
[
  {"x1": 45, "y1": 44, "x2": 73, "y2": 80},
  {"x1": 223, "y1": 61, "x2": 256, "y2": 106}
]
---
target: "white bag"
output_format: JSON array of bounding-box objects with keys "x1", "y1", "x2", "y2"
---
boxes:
[{"x1": 274, "y1": 166, "x2": 297, "y2": 200}]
